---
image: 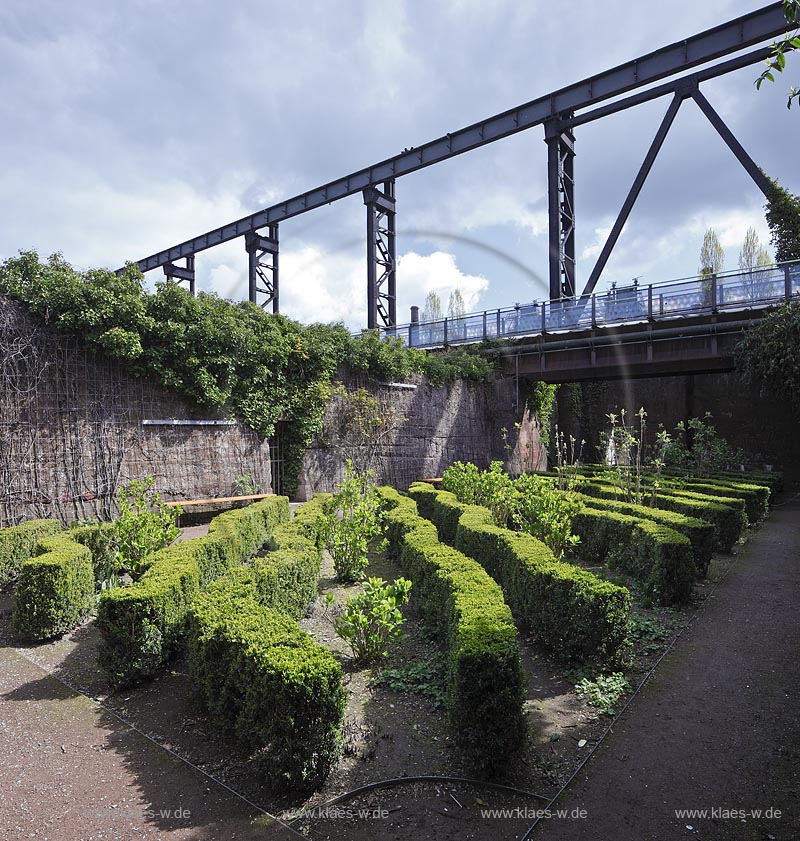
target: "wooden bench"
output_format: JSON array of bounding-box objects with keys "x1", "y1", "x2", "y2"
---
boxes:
[
  {"x1": 165, "y1": 493, "x2": 277, "y2": 508},
  {"x1": 419, "y1": 477, "x2": 443, "y2": 485}
]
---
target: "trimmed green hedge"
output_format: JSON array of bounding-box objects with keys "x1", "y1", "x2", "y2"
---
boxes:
[
  {"x1": 378, "y1": 486, "x2": 526, "y2": 773},
  {"x1": 70, "y1": 522, "x2": 120, "y2": 583},
  {"x1": 0, "y1": 519, "x2": 62, "y2": 588},
  {"x1": 675, "y1": 480, "x2": 769, "y2": 524},
  {"x1": 408, "y1": 483, "x2": 630, "y2": 662},
  {"x1": 97, "y1": 496, "x2": 290, "y2": 688},
  {"x1": 578, "y1": 481, "x2": 743, "y2": 554},
  {"x1": 188, "y1": 580, "x2": 345, "y2": 790},
  {"x1": 571, "y1": 508, "x2": 695, "y2": 605},
  {"x1": 12, "y1": 534, "x2": 95, "y2": 639},
  {"x1": 577, "y1": 494, "x2": 715, "y2": 578}
]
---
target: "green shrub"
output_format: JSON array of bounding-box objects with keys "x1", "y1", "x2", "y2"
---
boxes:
[
  {"x1": 70, "y1": 522, "x2": 120, "y2": 588},
  {"x1": 677, "y1": 480, "x2": 769, "y2": 524},
  {"x1": 334, "y1": 576, "x2": 412, "y2": 663},
  {"x1": 377, "y1": 486, "x2": 526, "y2": 774},
  {"x1": 0, "y1": 519, "x2": 62, "y2": 588},
  {"x1": 579, "y1": 480, "x2": 743, "y2": 554},
  {"x1": 577, "y1": 494, "x2": 715, "y2": 578},
  {"x1": 97, "y1": 496, "x2": 289, "y2": 688},
  {"x1": 188, "y1": 582, "x2": 346, "y2": 790},
  {"x1": 12, "y1": 534, "x2": 95, "y2": 639},
  {"x1": 413, "y1": 486, "x2": 630, "y2": 662},
  {"x1": 571, "y1": 508, "x2": 695, "y2": 605}
]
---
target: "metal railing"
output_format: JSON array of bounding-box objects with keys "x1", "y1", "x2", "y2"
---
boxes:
[{"x1": 370, "y1": 260, "x2": 800, "y2": 349}]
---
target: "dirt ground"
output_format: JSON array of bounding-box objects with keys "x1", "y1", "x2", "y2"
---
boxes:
[{"x1": 2, "y1": 497, "x2": 797, "y2": 840}]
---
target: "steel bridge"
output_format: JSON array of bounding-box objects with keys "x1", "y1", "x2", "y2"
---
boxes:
[
  {"x1": 383, "y1": 260, "x2": 798, "y2": 381},
  {"x1": 122, "y1": 4, "x2": 795, "y2": 331}
]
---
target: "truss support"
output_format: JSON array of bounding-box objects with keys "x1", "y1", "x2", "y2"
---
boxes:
[
  {"x1": 581, "y1": 90, "x2": 687, "y2": 298},
  {"x1": 245, "y1": 227, "x2": 279, "y2": 312},
  {"x1": 364, "y1": 180, "x2": 396, "y2": 329},
  {"x1": 690, "y1": 89, "x2": 772, "y2": 197},
  {"x1": 545, "y1": 118, "x2": 576, "y2": 300},
  {"x1": 163, "y1": 255, "x2": 195, "y2": 295}
]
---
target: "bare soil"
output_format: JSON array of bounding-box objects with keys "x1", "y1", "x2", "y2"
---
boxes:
[{"x1": 2, "y1": 500, "x2": 796, "y2": 841}]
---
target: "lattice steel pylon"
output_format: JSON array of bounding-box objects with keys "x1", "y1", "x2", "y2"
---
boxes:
[
  {"x1": 363, "y1": 180, "x2": 396, "y2": 329},
  {"x1": 245, "y1": 226, "x2": 279, "y2": 312},
  {"x1": 545, "y1": 118, "x2": 576, "y2": 300},
  {"x1": 163, "y1": 255, "x2": 195, "y2": 295}
]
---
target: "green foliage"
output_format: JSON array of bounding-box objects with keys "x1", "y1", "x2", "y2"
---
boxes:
[
  {"x1": 0, "y1": 519, "x2": 62, "y2": 588},
  {"x1": 575, "y1": 672, "x2": 630, "y2": 715},
  {"x1": 188, "y1": 584, "x2": 345, "y2": 790},
  {"x1": 529, "y1": 382, "x2": 558, "y2": 448},
  {"x1": 421, "y1": 347, "x2": 495, "y2": 386},
  {"x1": 409, "y1": 483, "x2": 631, "y2": 663},
  {"x1": 578, "y1": 493, "x2": 714, "y2": 578},
  {"x1": 321, "y1": 463, "x2": 384, "y2": 582},
  {"x1": 699, "y1": 228, "x2": 725, "y2": 277},
  {"x1": 114, "y1": 477, "x2": 181, "y2": 579},
  {"x1": 512, "y1": 473, "x2": 582, "y2": 559},
  {"x1": 0, "y1": 253, "x2": 498, "y2": 497},
  {"x1": 663, "y1": 414, "x2": 747, "y2": 476},
  {"x1": 70, "y1": 521, "x2": 121, "y2": 590},
  {"x1": 754, "y1": 1, "x2": 800, "y2": 108},
  {"x1": 422, "y1": 290, "x2": 443, "y2": 322},
  {"x1": 571, "y1": 507, "x2": 696, "y2": 606},
  {"x1": 232, "y1": 472, "x2": 260, "y2": 495},
  {"x1": 765, "y1": 178, "x2": 800, "y2": 262},
  {"x1": 377, "y1": 486, "x2": 526, "y2": 773},
  {"x1": 737, "y1": 299, "x2": 800, "y2": 410},
  {"x1": 374, "y1": 660, "x2": 447, "y2": 707},
  {"x1": 12, "y1": 534, "x2": 95, "y2": 639},
  {"x1": 334, "y1": 577, "x2": 412, "y2": 663},
  {"x1": 441, "y1": 460, "x2": 515, "y2": 526},
  {"x1": 97, "y1": 496, "x2": 290, "y2": 688}
]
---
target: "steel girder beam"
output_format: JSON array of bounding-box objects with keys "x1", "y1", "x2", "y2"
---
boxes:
[
  {"x1": 546, "y1": 120, "x2": 576, "y2": 299},
  {"x1": 581, "y1": 91, "x2": 687, "y2": 298},
  {"x1": 245, "y1": 227, "x2": 279, "y2": 312},
  {"x1": 690, "y1": 89, "x2": 773, "y2": 197},
  {"x1": 364, "y1": 181, "x2": 396, "y2": 329},
  {"x1": 163, "y1": 255, "x2": 195, "y2": 295},
  {"x1": 126, "y1": 4, "x2": 790, "y2": 275}
]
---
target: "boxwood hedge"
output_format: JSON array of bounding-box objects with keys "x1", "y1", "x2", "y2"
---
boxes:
[
  {"x1": 0, "y1": 519, "x2": 62, "y2": 588},
  {"x1": 97, "y1": 496, "x2": 290, "y2": 688},
  {"x1": 407, "y1": 483, "x2": 630, "y2": 662},
  {"x1": 377, "y1": 486, "x2": 526, "y2": 774},
  {"x1": 12, "y1": 534, "x2": 95, "y2": 639}
]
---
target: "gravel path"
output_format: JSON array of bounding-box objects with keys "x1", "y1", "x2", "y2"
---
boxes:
[{"x1": 529, "y1": 496, "x2": 800, "y2": 841}]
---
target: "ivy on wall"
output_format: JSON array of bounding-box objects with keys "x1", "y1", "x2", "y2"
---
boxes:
[{"x1": 0, "y1": 252, "x2": 496, "y2": 495}]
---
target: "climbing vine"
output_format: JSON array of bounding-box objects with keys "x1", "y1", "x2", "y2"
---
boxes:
[
  {"x1": 0, "y1": 252, "x2": 497, "y2": 495},
  {"x1": 765, "y1": 178, "x2": 800, "y2": 263},
  {"x1": 526, "y1": 382, "x2": 558, "y2": 447}
]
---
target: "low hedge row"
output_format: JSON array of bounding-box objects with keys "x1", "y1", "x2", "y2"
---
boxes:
[
  {"x1": 12, "y1": 534, "x2": 95, "y2": 639},
  {"x1": 576, "y1": 494, "x2": 715, "y2": 577},
  {"x1": 97, "y1": 496, "x2": 290, "y2": 688},
  {"x1": 675, "y1": 480, "x2": 769, "y2": 524},
  {"x1": 70, "y1": 522, "x2": 120, "y2": 583},
  {"x1": 0, "y1": 519, "x2": 62, "y2": 588},
  {"x1": 578, "y1": 481, "x2": 743, "y2": 554},
  {"x1": 407, "y1": 483, "x2": 630, "y2": 661},
  {"x1": 377, "y1": 486, "x2": 526, "y2": 773},
  {"x1": 188, "y1": 580, "x2": 345, "y2": 790},
  {"x1": 571, "y1": 508, "x2": 695, "y2": 605}
]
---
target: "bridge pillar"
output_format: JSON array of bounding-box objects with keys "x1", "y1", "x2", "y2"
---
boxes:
[
  {"x1": 363, "y1": 180, "x2": 396, "y2": 330},
  {"x1": 545, "y1": 117, "x2": 576, "y2": 301},
  {"x1": 245, "y1": 227, "x2": 279, "y2": 313},
  {"x1": 163, "y1": 255, "x2": 196, "y2": 295}
]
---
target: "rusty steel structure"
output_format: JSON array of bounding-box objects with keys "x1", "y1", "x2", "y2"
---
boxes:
[{"x1": 123, "y1": 4, "x2": 794, "y2": 329}]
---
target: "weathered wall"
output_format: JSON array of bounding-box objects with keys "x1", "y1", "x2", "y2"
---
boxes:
[
  {"x1": 1, "y1": 295, "x2": 543, "y2": 523},
  {"x1": 0, "y1": 296, "x2": 272, "y2": 527},
  {"x1": 558, "y1": 373, "x2": 799, "y2": 478},
  {"x1": 297, "y1": 376, "x2": 543, "y2": 498}
]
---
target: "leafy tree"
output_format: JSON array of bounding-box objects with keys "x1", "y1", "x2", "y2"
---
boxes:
[
  {"x1": 755, "y1": 0, "x2": 800, "y2": 108},
  {"x1": 765, "y1": 178, "x2": 800, "y2": 262},
  {"x1": 422, "y1": 290, "x2": 442, "y2": 322},
  {"x1": 738, "y1": 227, "x2": 762, "y2": 272},
  {"x1": 699, "y1": 228, "x2": 724, "y2": 278},
  {"x1": 447, "y1": 288, "x2": 466, "y2": 319}
]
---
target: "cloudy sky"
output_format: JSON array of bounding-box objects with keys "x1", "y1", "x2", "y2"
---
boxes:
[{"x1": 1, "y1": 1, "x2": 797, "y2": 329}]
